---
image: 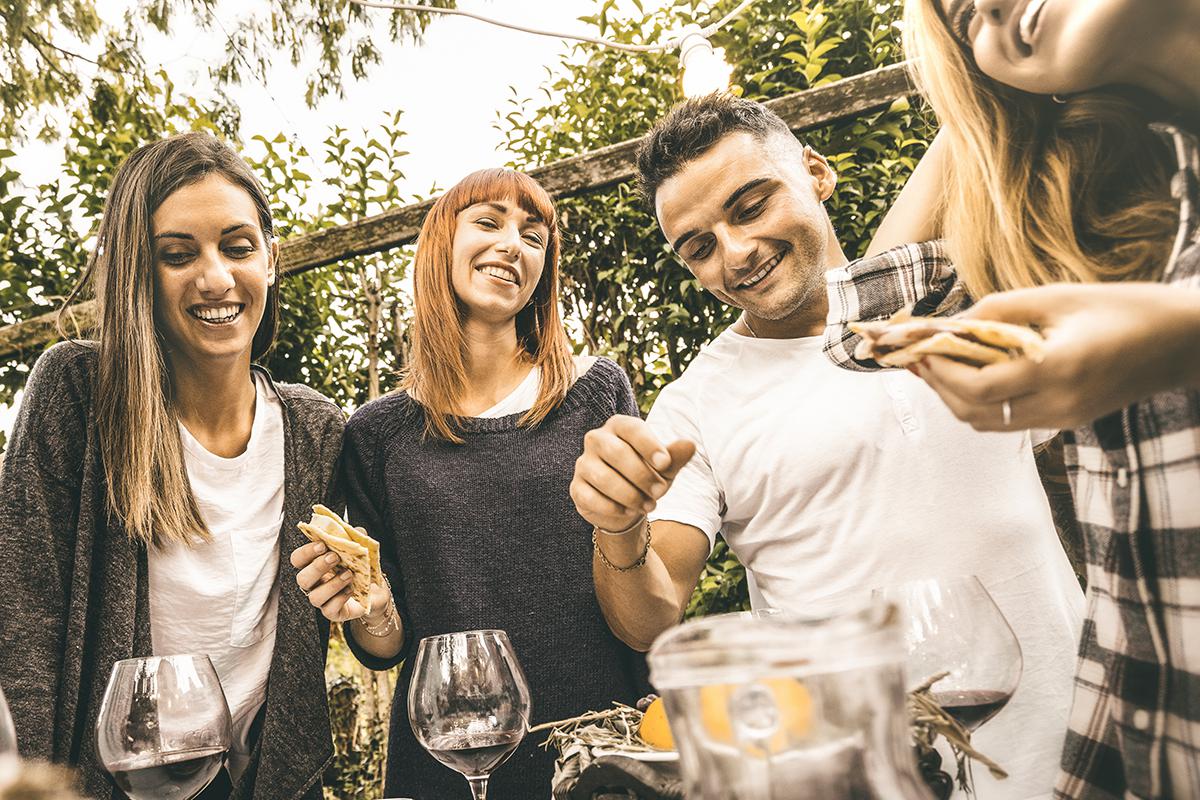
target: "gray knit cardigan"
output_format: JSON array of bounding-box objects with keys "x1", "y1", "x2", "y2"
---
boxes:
[{"x1": 0, "y1": 341, "x2": 344, "y2": 799}]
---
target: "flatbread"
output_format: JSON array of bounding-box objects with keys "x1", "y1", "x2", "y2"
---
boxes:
[
  {"x1": 851, "y1": 312, "x2": 1045, "y2": 369},
  {"x1": 297, "y1": 506, "x2": 381, "y2": 614},
  {"x1": 312, "y1": 504, "x2": 383, "y2": 589},
  {"x1": 877, "y1": 331, "x2": 1012, "y2": 368}
]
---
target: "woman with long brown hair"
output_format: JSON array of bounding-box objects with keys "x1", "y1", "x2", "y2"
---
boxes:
[
  {"x1": 290, "y1": 168, "x2": 647, "y2": 799},
  {"x1": 825, "y1": 1, "x2": 1200, "y2": 796},
  {"x1": 0, "y1": 132, "x2": 344, "y2": 799}
]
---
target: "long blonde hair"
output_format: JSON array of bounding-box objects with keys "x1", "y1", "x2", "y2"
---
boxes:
[
  {"x1": 60, "y1": 132, "x2": 279, "y2": 547},
  {"x1": 904, "y1": 0, "x2": 1177, "y2": 297},
  {"x1": 402, "y1": 168, "x2": 574, "y2": 443}
]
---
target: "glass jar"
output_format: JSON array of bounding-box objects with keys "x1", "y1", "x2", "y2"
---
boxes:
[{"x1": 647, "y1": 601, "x2": 932, "y2": 800}]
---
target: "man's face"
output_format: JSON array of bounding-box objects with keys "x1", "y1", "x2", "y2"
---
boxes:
[{"x1": 654, "y1": 131, "x2": 838, "y2": 321}]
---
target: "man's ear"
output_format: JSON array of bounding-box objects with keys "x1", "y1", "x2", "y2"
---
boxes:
[{"x1": 804, "y1": 146, "x2": 838, "y2": 202}]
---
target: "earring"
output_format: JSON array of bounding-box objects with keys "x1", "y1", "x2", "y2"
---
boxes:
[{"x1": 1051, "y1": 94, "x2": 1069, "y2": 105}]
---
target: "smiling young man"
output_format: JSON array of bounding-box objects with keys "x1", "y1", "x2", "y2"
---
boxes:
[{"x1": 569, "y1": 94, "x2": 1085, "y2": 797}]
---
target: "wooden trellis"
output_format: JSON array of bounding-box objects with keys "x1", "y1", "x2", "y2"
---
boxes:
[{"x1": 0, "y1": 62, "x2": 916, "y2": 360}]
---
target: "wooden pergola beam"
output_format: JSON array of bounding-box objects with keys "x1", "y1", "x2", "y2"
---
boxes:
[{"x1": 0, "y1": 62, "x2": 916, "y2": 360}]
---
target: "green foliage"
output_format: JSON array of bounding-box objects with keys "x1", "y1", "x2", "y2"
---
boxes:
[
  {"x1": 503, "y1": 0, "x2": 937, "y2": 615},
  {"x1": 684, "y1": 537, "x2": 751, "y2": 619},
  {"x1": 249, "y1": 111, "x2": 415, "y2": 406},
  {"x1": 324, "y1": 675, "x2": 388, "y2": 800},
  {"x1": 0, "y1": 0, "x2": 457, "y2": 142}
]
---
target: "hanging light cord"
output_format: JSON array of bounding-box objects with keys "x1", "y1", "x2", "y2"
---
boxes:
[{"x1": 346, "y1": 0, "x2": 759, "y2": 52}]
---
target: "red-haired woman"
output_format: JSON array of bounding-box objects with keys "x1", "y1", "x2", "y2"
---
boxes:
[{"x1": 290, "y1": 168, "x2": 647, "y2": 799}]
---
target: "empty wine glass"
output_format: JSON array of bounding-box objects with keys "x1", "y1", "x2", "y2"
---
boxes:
[
  {"x1": 96, "y1": 655, "x2": 232, "y2": 800},
  {"x1": 408, "y1": 630, "x2": 531, "y2": 800},
  {"x1": 0, "y1": 683, "x2": 18, "y2": 781},
  {"x1": 877, "y1": 576, "x2": 1022, "y2": 732}
]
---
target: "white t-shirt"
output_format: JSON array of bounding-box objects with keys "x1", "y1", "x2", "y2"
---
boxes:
[
  {"x1": 149, "y1": 371, "x2": 285, "y2": 781},
  {"x1": 475, "y1": 356, "x2": 598, "y2": 418},
  {"x1": 647, "y1": 328, "x2": 1084, "y2": 799}
]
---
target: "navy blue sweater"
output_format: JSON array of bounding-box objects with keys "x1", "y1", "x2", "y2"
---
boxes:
[{"x1": 342, "y1": 357, "x2": 650, "y2": 799}]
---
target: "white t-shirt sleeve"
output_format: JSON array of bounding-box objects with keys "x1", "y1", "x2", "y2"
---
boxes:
[{"x1": 644, "y1": 383, "x2": 722, "y2": 553}]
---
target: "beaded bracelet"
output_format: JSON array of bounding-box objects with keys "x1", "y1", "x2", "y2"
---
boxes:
[
  {"x1": 593, "y1": 518, "x2": 651, "y2": 572},
  {"x1": 359, "y1": 578, "x2": 399, "y2": 637}
]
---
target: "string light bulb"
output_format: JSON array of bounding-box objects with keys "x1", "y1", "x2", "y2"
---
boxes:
[{"x1": 678, "y1": 25, "x2": 734, "y2": 98}]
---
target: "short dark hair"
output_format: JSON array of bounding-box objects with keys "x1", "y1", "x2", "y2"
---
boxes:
[{"x1": 636, "y1": 93, "x2": 797, "y2": 207}]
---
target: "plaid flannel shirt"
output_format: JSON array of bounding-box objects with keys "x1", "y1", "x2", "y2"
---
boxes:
[{"x1": 823, "y1": 124, "x2": 1200, "y2": 800}]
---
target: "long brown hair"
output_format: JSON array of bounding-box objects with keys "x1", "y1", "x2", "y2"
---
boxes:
[
  {"x1": 402, "y1": 168, "x2": 574, "y2": 443},
  {"x1": 59, "y1": 132, "x2": 279, "y2": 547},
  {"x1": 904, "y1": 0, "x2": 1177, "y2": 297}
]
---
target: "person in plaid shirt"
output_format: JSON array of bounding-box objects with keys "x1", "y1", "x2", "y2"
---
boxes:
[{"x1": 824, "y1": 1, "x2": 1200, "y2": 797}]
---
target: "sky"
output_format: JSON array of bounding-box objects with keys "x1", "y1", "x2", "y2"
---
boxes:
[
  {"x1": 13, "y1": 0, "x2": 673, "y2": 196},
  {"x1": 3, "y1": 0, "x2": 676, "y2": 435}
]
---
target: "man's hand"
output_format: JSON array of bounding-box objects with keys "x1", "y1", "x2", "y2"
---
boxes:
[
  {"x1": 570, "y1": 415, "x2": 697, "y2": 531},
  {"x1": 914, "y1": 282, "x2": 1200, "y2": 431}
]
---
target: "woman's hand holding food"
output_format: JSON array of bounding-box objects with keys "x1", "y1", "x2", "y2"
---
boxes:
[
  {"x1": 290, "y1": 541, "x2": 393, "y2": 624},
  {"x1": 914, "y1": 283, "x2": 1200, "y2": 431}
]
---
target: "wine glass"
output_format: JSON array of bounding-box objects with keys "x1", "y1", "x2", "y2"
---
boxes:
[
  {"x1": 408, "y1": 630, "x2": 532, "y2": 800},
  {"x1": 0, "y1": 683, "x2": 18, "y2": 781},
  {"x1": 877, "y1": 576, "x2": 1022, "y2": 732},
  {"x1": 95, "y1": 655, "x2": 232, "y2": 800}
]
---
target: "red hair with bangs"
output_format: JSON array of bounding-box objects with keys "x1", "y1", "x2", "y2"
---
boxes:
[{"x1": 401, "y1": 168, "x2": 575, "y2": 443}]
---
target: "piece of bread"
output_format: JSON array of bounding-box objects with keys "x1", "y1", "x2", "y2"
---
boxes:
[
  {"x1": 851, "y1": 310, "x2": 1045, "y2": 369},
  {"x1": 297, "y1": 505, "x2": 382, "y2": 614}
]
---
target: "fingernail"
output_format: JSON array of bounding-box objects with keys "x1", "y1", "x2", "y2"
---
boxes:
[
  {"x1": 322, "y1": 571, "x2": 334, "y2": 582},
  {"x1": 643, "y1": 501, "x2": 655, "y2": 514},
  {"x1": 651, "y1": 483, "x2": 667, "y2": 498},
  {"x1": 325, "y1": 553, "x2": 339, "y2": 564},
  {"x1": 313, "y1": 543, "x2": 326, "y2": 554},
  {"x1": 651, "y1": 452, "x2": 671, "y2": 471},
  {"x1": 340, "y1": 571, "x2": 352, "y2": 581}
]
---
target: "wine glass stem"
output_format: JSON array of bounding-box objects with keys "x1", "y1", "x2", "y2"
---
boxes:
[{"x1": 466, "y1": 776, "x2": 488, "y2": 800}]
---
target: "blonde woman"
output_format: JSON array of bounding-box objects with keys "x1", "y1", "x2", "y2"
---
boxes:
[
  {"x1": 824, "y1": 1, "x2": 1200, "y2": 797},
  {"x1": 290, "y1": 168, "x2": 648, "y2": 800},
  {"x1": 0, "y1": 133, "x2": 344, "y2": 799}
]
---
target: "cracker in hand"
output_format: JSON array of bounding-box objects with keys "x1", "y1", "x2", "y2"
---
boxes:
[{"x1": 297, "y1": 505, "x2": 382, "y2": 614}]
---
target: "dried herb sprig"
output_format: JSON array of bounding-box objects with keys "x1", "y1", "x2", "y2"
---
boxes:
[{"x1": 908, "y1": 672, "x2": 1007, "y2": 794}]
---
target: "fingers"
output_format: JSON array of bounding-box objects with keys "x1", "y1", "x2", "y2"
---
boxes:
[
  {"x1": 329, "y1": 595, "x2": 364, "y2": 622},
  {"x1": 572, "y1": 416, "x2": 700, "y2": 529},
  {"x1": 580, "y1": 422, "x2": 666, "y2": 503},
  {"x1": 570, "y1": 473, "x2": 643, "y2": 531},
  {"x1": 289, "y1": 541, "x2": 326, "y2": 569},
  {"x1": 661, "y1": 440, "x2": 697, "y2": 480},
  {"x1": 296, "y1": 547, "x2": 341, "y2": 593},
  {"x1": 958, "y1": 288, "x2": 1047, "y2": 326},
  {"x1": 307, "y1": 568, "x2": 355, "y2": 609},
  {"x1": 604, "y1": 416, "x2": 673, "y2": 472},
  {"x1": 917, "y1": 356, "x2": 1049, "y2": 431},
  {"x1": 340, "y1": 597, "x2": 367, "y2": 623},
  {"x1": 917, "y1": 355, "x2": 1039, "y2": 407},
  {"x1": 574, "y1": 452, "x2": 655, "y2": 515}
]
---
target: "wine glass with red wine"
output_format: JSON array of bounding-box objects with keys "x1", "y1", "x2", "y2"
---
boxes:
[
  {"x1": 879, "y1": 576, "x2": 1022, "y2": 732},
  {"x1": 96, "y1": 655, "x2": 232, "y2": 800},
  {"x1": 408, "y1": 630, "x2": 531, "y2": 800}
]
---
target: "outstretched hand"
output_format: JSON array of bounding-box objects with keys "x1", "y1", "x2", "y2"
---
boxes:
[
  {"x1": 913, "y1": 282, "x2": 1200, "y2": 431},
  {"x1": 570, "y1": 415, "x2": 696, "y2": 532}
]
